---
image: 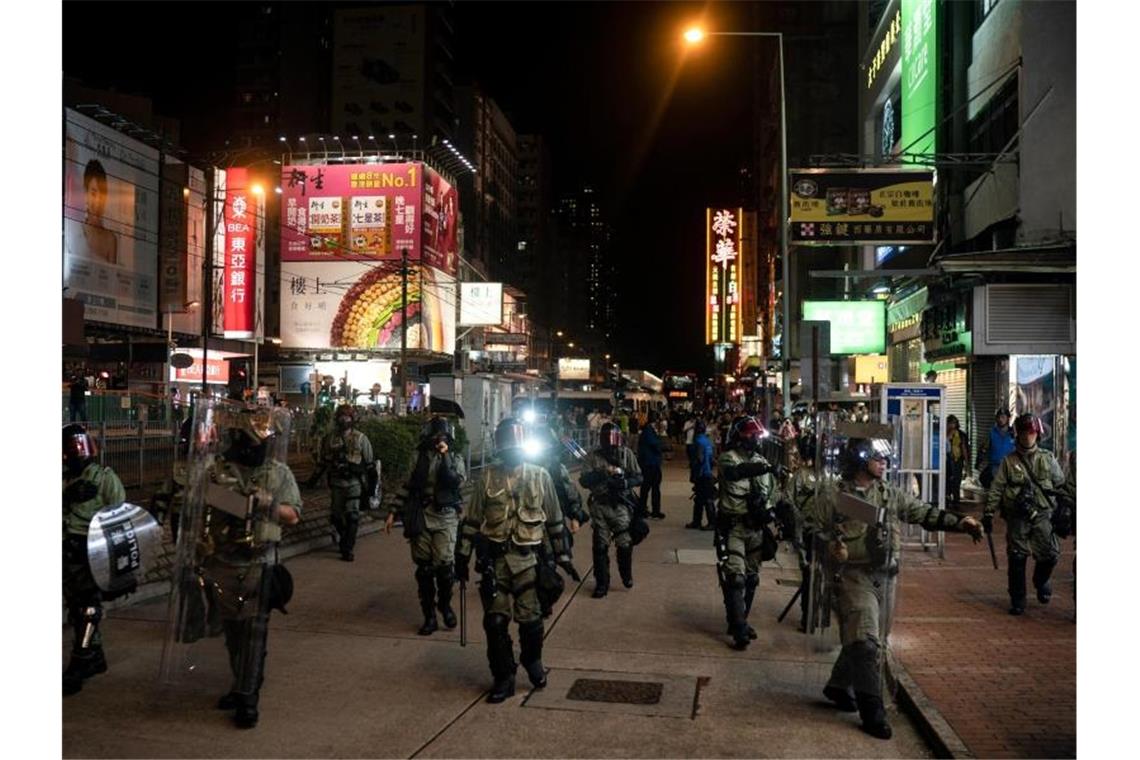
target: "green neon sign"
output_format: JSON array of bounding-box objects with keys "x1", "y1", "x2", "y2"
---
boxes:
[
  {"x1": 901, "y1": 0, "x2": 937, "y2": 158},
  {"x1": 802, "y1": 301, "x2": 886, "y2": 355}
]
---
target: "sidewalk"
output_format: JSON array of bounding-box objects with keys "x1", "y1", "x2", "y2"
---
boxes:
[
  {"x1": 64, "y1": 461, "x2": 937, "y2": 759},
  {"x1": 891, "y1": 506, "x2": 1076, "y2": 758}
]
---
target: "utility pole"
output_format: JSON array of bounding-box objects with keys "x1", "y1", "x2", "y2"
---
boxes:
[
  {"x1": 398, "y1": 247, "x2": 409, "y2": 415},
  {"x1": 200, "y1": 166, "x2": 215, "y2": 399}
]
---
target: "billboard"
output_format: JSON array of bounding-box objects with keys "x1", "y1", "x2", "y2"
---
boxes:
[
  {"x1": 790, "y1": 169, "x2": 935, "y2": 245},
  {"x1": 901, "y1": 0, "x2": 938, "y2": 158},
  {"x1": 223, "y1": 167, "x2": 257, "y2": 338},
  {"x1": 63, "y1": 108, "x2": 159, "y2": 328},
  {"x1": 279, "y1": 161, "x2": 458, "y2": 276},
  {"x1": 802, "y1": 301, "x2": 886, "y2": 354},
  {"x1": 705, "y1": 208, "x2": 744, "y2": 345},
  {"x1": 281, "y1": 260, "x2": 455, "y2": 354},
  {"x1": 558, "y1": 358, "x2": 590, "y2": 381},
  {"x1": 159, "y1": 158, "x2": 189, "y2": 311},
  {"x1": 460, "y1": 282, "x2": 504, "y2": 326}
]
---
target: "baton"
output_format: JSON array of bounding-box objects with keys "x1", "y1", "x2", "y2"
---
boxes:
[
  {"x1": 459, "y1": 578, "x2": 467, "y2": 647},
  {"x1": 777, "y1": 586, "x2": 802, "y2": 623},
  {"x1": 986, "y1": 532, "x2": 999, "y2": 570}
]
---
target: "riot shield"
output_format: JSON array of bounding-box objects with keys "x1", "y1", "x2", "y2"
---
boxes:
[
  {"x1": 159, "y1": 399, "x2": 284, "y2": 693},
  {"x1": 87, "y1": 502, "x2": 163, "y2": 601}
]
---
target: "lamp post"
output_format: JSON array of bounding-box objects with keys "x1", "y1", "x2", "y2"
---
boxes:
[{"x1": 683, "y1": 27, "x2": 791, "y2": 414}]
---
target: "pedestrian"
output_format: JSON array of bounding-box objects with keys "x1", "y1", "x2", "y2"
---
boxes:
[
  {"x1": 455, "y1": 418, "x2": 572, "y2": 703},
  {"x1": 69, "y1": 372, "x2": 89, "y2": 422},
  {"x1": 977, "y1": 408, "x2": 1015, "y2": 490},
  {"x1": 63, "y1": 424, "x2": 126, "y2": 696},
  {"x1": 983, "y1": 413, "x2": 1066, "y2": 616},
  {"x1": 804, "y1": 437, "x2": 982, "y2": 739},
  {"x1": 181, "y1": 406, "x2": 302, "y2": 729},
  {"x1": 713, "y1": 416, "x2": 778, "y2": 650},
  {"x1": 317, "y1": 405, "x2": 375, "y2": 561},
  {"x1": 385, "y1": 416, "x2": 467, "y2": 634},
  {"x1": 579, "y1": 421, "x2": 643, "y2": 597},
  {"x1": 944, "y1": 414, "x2": 970, "y2": 509},
  {"x1": 685, "y1": 418, "x2": 716, "y2": 530},
  {"x1": 637, "y1": 410, "x2": 665, "y2": 520},
  {"x1": 683, "y1": 413, "x2": 697, "y2": 462}
]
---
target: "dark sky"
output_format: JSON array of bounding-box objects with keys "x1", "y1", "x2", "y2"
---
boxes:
[{"x1": 63, "y1": 0, "x2": 772, "y2": 377}]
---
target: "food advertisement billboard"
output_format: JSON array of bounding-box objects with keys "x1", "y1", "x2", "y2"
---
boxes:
[
  {"x1": 789, "y1": 169, "x2": 935, "y2": 245},
  {"x1": 63, "y1": 108, "x2": 159, "y2": 328}
]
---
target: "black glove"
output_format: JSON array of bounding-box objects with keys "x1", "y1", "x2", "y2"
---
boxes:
[
  {"x1": 63, "y1": 479, "x2": 98, "y2": 505},
  {"x1": 982, "y1": 514, "x2": 994, "y2": 535},
  {"x1": 454, "y1": 554, "x2": 470, "y2": 583},
  {"x1": 608, "y1": 475, "x2": 627, "y2": 491}
]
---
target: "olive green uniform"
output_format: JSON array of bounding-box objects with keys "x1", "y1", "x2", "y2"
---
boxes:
[
  {"x1": 198, "y1": 458, "x2": 302, "y2": 712},
  {"x1": 457, "y1": 463, "x2": 569, "y2": 693},
  {"x1": 776, "y1": 465, "x2": 820, "y2": 627},
  {"x1": 984, "y1": 445, "x2": 1064, "y2": 609},
  {"x1": 714, "y1": 448, "x2": 776, "y2": 644},
  {"x1": 63, "y1": 463, "x2": 125, "y2": 656},
  {"x1": 319, "y1": 428, "x2": 374, "y2": 557},
  {"x1": 390, "y1": 448, "x2": 467, "y2": 630},
  {"x1": 579, "y1": 446, "x2": 642, "y2": 594},
  {"x1": 804, "y1": 477, "x2": 971, "y2": 703}
]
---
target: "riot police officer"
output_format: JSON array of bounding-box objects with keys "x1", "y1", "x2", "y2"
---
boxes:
[
  {"x1": 983, "y1": 413, "x2": 1066, "y2": 616},
  {"x1": 804, "y1": 438, "x2": 982, "y2": 740},
  {"x1": 455, "y1": 417, "x2": 572, "y2": 703},
  {"x1": 165, "y1": 405, "x2": 302, "y2": 729},
  {"x1": 714, "y1": 416, "x2": 778, "y2": 650},
  {"x1": 579, "y1": 421, "x2": 643, "y2": 598},
  {"x1": 62, "y1": 424, "x2": 126, "y2": 696},
  {"x1": 385, "y1": 416, "x2": 466, "y2": 635},
  {"x1": 319, "y1": 405, "x2": 374, "y2": 561}
]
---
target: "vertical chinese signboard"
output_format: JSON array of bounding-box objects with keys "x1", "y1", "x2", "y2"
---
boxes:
[
  {"x1": 223, "y1": 167, "x2": 256, "y2": 339},
  {"x1": 705, "y1": 208, "x2": 743, "y2": 345},
  {"x1": 901, "y1": 0, "x2": 937, "y2": 158}
]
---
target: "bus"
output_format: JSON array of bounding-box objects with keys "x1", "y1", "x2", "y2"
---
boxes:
[{"x1": 663, "y1": 371, "x2": 699, "y2": 410}]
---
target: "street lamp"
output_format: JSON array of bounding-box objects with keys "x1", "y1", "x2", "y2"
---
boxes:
[
  {"x1": 682, "y1": 26, "x2": 791, "y2": 415},
  {"x1": 556, "y1": 330, "x2": 564, "y2": 338}
]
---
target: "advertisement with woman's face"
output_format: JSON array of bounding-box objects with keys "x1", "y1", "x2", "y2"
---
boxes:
[{"x1": 63, "y1": 108, "x2": 159, "y2": 328}]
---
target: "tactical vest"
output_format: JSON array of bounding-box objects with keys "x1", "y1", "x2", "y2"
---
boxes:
[{"x1": 476, "y1": 463, "x2": 550, "y2": 546}]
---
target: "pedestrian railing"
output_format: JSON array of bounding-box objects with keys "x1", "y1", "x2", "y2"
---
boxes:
[{"x1": 78, "y1": 419, "x2": 180, "y2": 491}]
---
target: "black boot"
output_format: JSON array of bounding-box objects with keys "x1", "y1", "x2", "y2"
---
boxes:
[
  {"x1": 1033, "y1": 558, "x2": 1057, "y2": 604},
  {"x1": 233, "y1": 692, "x2": 259, "y2": 729},
  {"x1": 518, "y1": 620, "x2": 548, "y2": 689},
  {"x1": 62, "y1": 647, "x2": 107, "y2": 696},
  {"x1": 823, "y1": 685, "x2": 858, "y2": 712},
  {"x1": 617, "y1": 545, "x2": 634, "y2": 589},
  {"x1": 855, "y1": 691, "x2": 892, "y2": 739},
  {"x1": 724, "y1": 575, "x2": 750, "y2": 650},
  {"x1": 1008, "y1": 554, "x2": 1028, "y2": 615},
  {"x1": 484, "y1": 614, "x2": 517, "y2": 703},
  {"x1": 340, "y1": 514, "x2": 360, "y2": 561},
  {"x1": 592, "y1": 545, "x2": 610, "y2": 598},
  {"x1": 742, "y1": 573, "x2": 759, "y2": 640},
  {"x1": 436, "y1": 566, "x2": 458, "y2": 628},
  {"x1": 416, "y1": 567, "x2": 438, "y2": 635},
  {"x1": 217, "y1": 692, "x2": 239, "y2": 710}
]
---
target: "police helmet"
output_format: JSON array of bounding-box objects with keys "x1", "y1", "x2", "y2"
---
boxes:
[
  {"x1": 728, "y1": 416, "x2": 766, "y2": 452},
  {"x1": 423, "y1": 415, "x2": 454, "y2": 444},
  {"x1": 599, "y1": 421, "x2": 623, "y2": 450},
  {"x1": 1013, "y1": 413, "x2": 1043, "y2": 437},
  {"x1": 838, "y1": 437, "x2": 889, "y2": 480},
  {"x1": 63, "y1": 423, "x2": 98, "y2": 473}
]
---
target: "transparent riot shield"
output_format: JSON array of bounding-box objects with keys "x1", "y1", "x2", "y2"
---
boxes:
[
  {"x1": 87, "y1": 502, "x2": 164, "y2": 601},
  {"x1": 159, "y1": 399, "x2": 285, "y2": 693}
]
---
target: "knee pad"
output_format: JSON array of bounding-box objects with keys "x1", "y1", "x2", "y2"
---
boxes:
[
  {"x1": 483, "y1": 612, "x2": 511, "y2": 634},
  {"x1": 726, "y1": 573, "x2": 746, "y2": 590},
  {"x1": 435, "y1": 565, "x2": 454, "y2": 584},
  {"x1": 414, "y1": 564, "x2": 434, "y2": 583},
  {"x1": 745, "y1": 573, "x2": 759, "y2": 591},
  {"x1": 847, "y1": 636, "x2": 881, "y2": 661}
]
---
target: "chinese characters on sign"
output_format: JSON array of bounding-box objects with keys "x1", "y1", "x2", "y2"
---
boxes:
[
  {"x1": 706, "y1": 208, "x2": 743, "y2": 345},
  {"x1": 789, "y1": 169, "x2": 935, "y2": 245},
  {"x1": 223, "y1": 167, "x2": 256, "y2": 338}
]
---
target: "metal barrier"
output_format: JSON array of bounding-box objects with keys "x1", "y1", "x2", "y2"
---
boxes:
[
  {"x1": 63, "y1": 391, "x2": 177, "y2": 426},
  {"x1": 83, "y1": 419, "x2": 180, "y2": 491}
]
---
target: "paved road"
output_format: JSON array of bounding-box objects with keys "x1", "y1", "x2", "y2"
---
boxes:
[{"x1": 64, "y1": 461, "x2": 935, "y2": 758}]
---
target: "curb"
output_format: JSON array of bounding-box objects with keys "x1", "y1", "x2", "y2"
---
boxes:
[{"x1": 887, "y1": 656, "x2": 975, "y2": 759}]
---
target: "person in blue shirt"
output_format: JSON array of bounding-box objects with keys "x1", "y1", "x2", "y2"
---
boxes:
[
  {"x1": 977, "y1": 408, "x2": 1016, "y2": 490},
  {"x1": 637, "y1": 411, "x2": 665, "y2": 519},
  {"x1": 685, "y1": 419, "x2": 716, "y2": 530}
]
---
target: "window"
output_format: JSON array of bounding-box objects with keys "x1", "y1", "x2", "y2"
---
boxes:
[
  {"x1": 967, "y1": 74, "x2": 1019, "y2": 155},
  {"x1": 976, "y1": 0, "x2": 1000, "y2": 28}
]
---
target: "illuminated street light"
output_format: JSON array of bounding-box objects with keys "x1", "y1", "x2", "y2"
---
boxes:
[
  {"x1": 556, "y1": 330, "x2": 564, "y2": 337},
  {"x1": 683, "y1": 27, "x2": 705, "y2": 45},
  {"x1": 568, "y1": 342, "x2": 575, "y2": 348},
  {"x1": 251, "y1": 184, "x2": 264, "y2": 196}
]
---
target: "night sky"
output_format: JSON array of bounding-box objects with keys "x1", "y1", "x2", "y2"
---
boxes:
[{"x1": 63, "y1": 1, "x2": 769, "y2": 377}]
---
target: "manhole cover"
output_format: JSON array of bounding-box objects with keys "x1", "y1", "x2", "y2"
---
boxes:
[{"x1": 566, "y1": 678, "x2": 663, "y2": 705}]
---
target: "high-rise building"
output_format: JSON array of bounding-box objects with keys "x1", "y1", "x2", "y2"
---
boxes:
[
  {"x1": 516, "y1": 135, "x2": 554, "y2": 323},
  {"x1": 331, "y1": 2, "x2": 457, "y2": 145},
  {"x1": 229, "y1": 2, "x2": 333, "y2": 149},
  {"x1": 554, "y1": 186, "x2": 615, "y2": 344},
  {"x1": 454, "y1": 83, "x2": 518, "y2": 282}
]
